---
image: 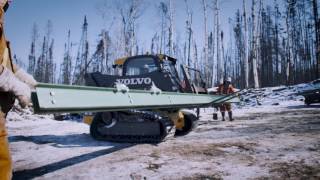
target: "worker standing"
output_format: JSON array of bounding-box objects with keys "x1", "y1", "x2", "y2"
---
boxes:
[
  {"x1": 0, "y1": 0, "x2": 37, "y2": 179},
  {"x1": 217, "y1": 77, "x2": 235, "y2": 121}
]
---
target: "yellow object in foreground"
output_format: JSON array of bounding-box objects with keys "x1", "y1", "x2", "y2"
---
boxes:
[
  {"x1": 83, "y1": 115, "x2": 94, "y2": 125},
  {"x1": 0, "y1": 136, "x2": 12, "y2": 180},
  {"x1": 168, "y1": 111, "x2": 185, "y2": 130}
]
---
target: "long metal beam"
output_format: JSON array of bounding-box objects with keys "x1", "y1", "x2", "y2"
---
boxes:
[{"x1": 32, "y1": 83, "x2": 239, "y2": 114}]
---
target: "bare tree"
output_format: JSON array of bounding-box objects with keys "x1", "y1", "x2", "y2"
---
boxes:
[
  {"x1": 34, "y1": 37, "x2": 46, "y2": 82},
  {"x1": 43, "y1": 20, "x2": 54, "y2": 83},
  {"x1": 150, "y1": 32, "x2": 159, "y2": 54},
  {"x1": 117, "y1": 0, "x2": 144, "y2": 56},
  {"x1": 184, "y1": 0, "x2": 193, "y2": 67},
  {"x1": 48, "y1": 40, "x2": 55, "y2": 83},
  {"x1": 233, "y1": 10, "x2": 243, "y2": 87},
  {"x1": 168, "y1": 0, "x2": 175, "y2": 56},
  {"x1": 214, "y1": 0, "x2": 223, "y2": 82},
  {"x1": 158, "y1": 2, "x2": 168, "y2": 54},
  {"x1": 193, "y1": 41, "x2": 198, "y2": 71},
  {"x1": 32, "y1": 20, "x2": 55, "y2": 83},
  {"x1": 251, "y1": 0, "x2": 260, "y2": 88},
  {"x1": 73, "y1": 16, "x2": 89, "y2": 85},
  {"x1": 273, "y1": 0, "x2": 281, "y2": 85},
  {"x1": 312, "y1": 0, "x2": 320, "y2": 78},
  {"x1": 202, "y1": 0, "x2": 209, "y2": 85},
  {"x1": 90, "y1": 30, "x2": 112, "y2": 74},
  {"x1": 285, "y1": 0, "x2": 295, "y2": 85},
  {"x1": 60, "y1": 30, "x2": 73, "y2": 84},
  {"x1": 242, "y1": 0, "x2": 249, "y2": 88},
  {"x1": 28, "y1": 23, "x2": 39, "y2": 76}
]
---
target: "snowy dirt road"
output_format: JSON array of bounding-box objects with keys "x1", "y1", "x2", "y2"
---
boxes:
[{"x1": 6, "y1": 102, "x2": 320, "y2": 180}]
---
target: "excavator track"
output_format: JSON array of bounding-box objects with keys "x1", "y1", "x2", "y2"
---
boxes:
[{"x1": 90, "y1": 110, "x2": 176, "y2": 143}]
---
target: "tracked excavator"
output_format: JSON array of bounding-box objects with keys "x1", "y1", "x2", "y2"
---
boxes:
[{"x1": 84, "y1": 54, "x2": 207, "y2": 143}]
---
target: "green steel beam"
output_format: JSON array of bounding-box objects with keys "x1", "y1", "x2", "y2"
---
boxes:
[{"x1": 32, "y1": 83, "x2": 240, "y2": 114}]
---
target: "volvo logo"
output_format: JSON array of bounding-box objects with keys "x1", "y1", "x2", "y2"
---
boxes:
[{"x1": 116, "y1": 77, "x2": 152, "y2": 85}]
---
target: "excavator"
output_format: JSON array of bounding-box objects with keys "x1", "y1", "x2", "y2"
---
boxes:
[{"x1": 84, "y1": 54, "x2": 207, "y2": 143}]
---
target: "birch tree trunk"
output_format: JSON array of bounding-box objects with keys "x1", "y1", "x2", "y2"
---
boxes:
[
  {"x1": 184, "y1": 0, "x2": 193, "y2": 67},
  {"x1": 243, "y1": 0, "x2": 249, "y2": 88},
  {"x1": 274, "y1": 0, "x2": 281, "y2": 85},
  {"x1": 214, "y1": 0, "x2": 222, "y2": 82},
  {"x1": 285, "y1": 0, "x2": 295, "y2": 85},
  {"x1": 202, "y1": 0, "x2": 209, "y2": 85},
  {"x1": 251, "y1": 0, "x2": 260, "y2": 88},
  {"x1": 211, "y1": 3, "x2": 216, "y2": 86},
  {"x1": 168, "y1": 0, "x2": 175, "y2": 56}
]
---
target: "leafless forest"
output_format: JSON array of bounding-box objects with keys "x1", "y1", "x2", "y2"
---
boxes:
[{"x1": 22, "y1": 0, "x2": 320, "y2": 88}]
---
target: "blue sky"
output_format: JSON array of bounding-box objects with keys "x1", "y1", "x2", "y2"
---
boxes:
[{"x1": 5, "y1": 0, "x2": 257, "y2": 67}]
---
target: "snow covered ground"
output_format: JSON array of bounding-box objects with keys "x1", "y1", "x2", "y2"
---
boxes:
[{"x1": 5, "y1": 84, "x2": 320, "y2": 180}]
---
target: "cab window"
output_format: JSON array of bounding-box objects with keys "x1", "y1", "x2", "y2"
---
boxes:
[
  {"x1": 162, "y1": 60, "x2": 176, "y2": 74},
  {"x1": 124, "y1": 57, "x2": 158, "y2": 76}
]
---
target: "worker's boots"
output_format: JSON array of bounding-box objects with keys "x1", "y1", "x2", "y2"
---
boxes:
[
  {"x1": 228, "y1": 111, "x2": 234, "y2": 121},
  {"x1": 221, "y1": 112, "x2": 225, "y2": 121}
]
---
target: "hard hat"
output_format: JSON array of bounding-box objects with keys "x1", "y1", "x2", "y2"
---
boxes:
[{"x1": 227, "y1": 77, "x2": 231, "y2": 82}]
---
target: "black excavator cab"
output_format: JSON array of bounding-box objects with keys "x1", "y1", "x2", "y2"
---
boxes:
[{"x1": 86, "y1": 54, "x2": 207, "y2": 94}]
